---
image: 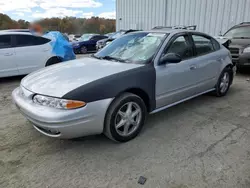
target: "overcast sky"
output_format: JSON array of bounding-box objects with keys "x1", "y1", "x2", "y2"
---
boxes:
[{"x1": 0, "y1": 0, "x2": 116, "y2": 21}]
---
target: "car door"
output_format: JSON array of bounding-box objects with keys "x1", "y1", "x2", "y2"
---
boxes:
[
  {"x1": 155, "y1": 33, "x2": 201, "y2": 108},
  {"x1": 0, "y1": 34, "x2": 19, "y2": 77},
  {"x1": 13, "y1": 34, "x2": 52, "y2": 75},
  {"x1": 189, "y1": 34, "x2": 222, "y2": 92}
]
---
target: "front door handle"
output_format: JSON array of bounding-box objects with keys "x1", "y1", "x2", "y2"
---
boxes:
[{"x1": 189, "y1": 65, "x2": 197, "y2": 70}]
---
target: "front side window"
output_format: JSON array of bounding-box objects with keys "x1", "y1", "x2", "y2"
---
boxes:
[
  {"x1": 163, "y1": 35, "x2": 193, "y2": 59},
  {"x1": 192, "y1": 35, "x2": 214, "y2": 56},
  {"x1": 15, "y1": 35, "x2": 50, "y2": 47},
  {"x1": 224, "y1": 26, "x2": 250, "y2": 39},
  {"x1": 91, "y1": 36, "x2": 102, "y2": 41},
  {"x1": 0, "y1": 35, "x2": 12, "y2": 49},
  {"x1": 95, "y1": 32, "x2": 166, "y2": 64}
]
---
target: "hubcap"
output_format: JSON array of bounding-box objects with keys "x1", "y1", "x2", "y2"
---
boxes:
[
  {"x1": 220, "y1": 72, "x2": 230, "y2": 93},
  {"x1": 115, "y1": 102, "x2": 142, "y2": 136},
  {"x1": 81, "y1": 47, "x2": 87, "y2": 54}
]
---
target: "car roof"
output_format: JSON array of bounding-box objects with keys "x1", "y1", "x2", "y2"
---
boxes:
[
  {"x1": 0, "y1": 29, "x2": 30, "y2": 32},
  {"x1": 135, "y1": 29, "x2": 210, "y2": 36},
  {"x1": 0, "y1": 31, "x2": 33, "y2": 35},
  {"x1": 237, "y1": 22, "x2": 250, "y2": 26}
]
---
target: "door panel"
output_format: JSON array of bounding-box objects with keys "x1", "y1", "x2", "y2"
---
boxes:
[
  {"x1": 0, "y1": 48, "x2": 18, "y2": 77},
  {"x1": 14, "y1": 35, "x2": 51, "y2": 75},
  {"x1": 189, "y1": 52, "x2": 221, "y2": 92},
  {"x1": 155, "y1": 59, "x2": 201, "y2": 108},
  {"x1": 190, "y1": 35, "x2": 221, "y2": 91},
  {"x1": 155, "y1": 34, "x2": 198, "y2": 108},
  {"x1": 15, "y1": 44, "x2": 51, "y2": 75},
  {"x1": 0, "y1": 35, "x2": 18, "y2": 77}
]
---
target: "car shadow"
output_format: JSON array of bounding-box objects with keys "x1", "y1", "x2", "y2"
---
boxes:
[{"x1": 0, "y1": 75, "x2": 24, "y2": 84}]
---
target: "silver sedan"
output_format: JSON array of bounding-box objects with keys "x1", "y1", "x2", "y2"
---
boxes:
[{"x1": 12, "y1": 29, "x2": 236, "y2": 142}]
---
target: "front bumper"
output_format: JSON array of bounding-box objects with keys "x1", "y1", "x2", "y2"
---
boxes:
[
  {"x1": 237, "y1": 53, "x2": 250, "y2": 67},
  {"x1": 12, "y1": 87, "x2": 112, "y2": 139},
  {"x1": 96, "y1": 44, "x2": 105, "y2": 50}
]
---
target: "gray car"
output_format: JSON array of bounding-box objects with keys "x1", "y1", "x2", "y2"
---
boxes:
[
  {"x1": 12, "y1": 29, "x2": 236, "y2": 142},
  {"x1": 224, "y1": 22, "x2": 250, "y2": 70}
]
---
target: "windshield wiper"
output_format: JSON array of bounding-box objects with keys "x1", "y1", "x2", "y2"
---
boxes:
[
  {"x1": 101, "y1": 56, "x2": 127, "y2": 63},
  {"x1": 233, "y1": 37, "x2": 250, "y2": 39}
]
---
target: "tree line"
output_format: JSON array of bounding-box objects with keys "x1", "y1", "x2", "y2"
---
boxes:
[{"x1": 0, "y1": 13, "x2": 116, "y2": 34}]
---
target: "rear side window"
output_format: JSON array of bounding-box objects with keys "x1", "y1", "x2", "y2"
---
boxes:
[
  {"x1": 192, "y1": 35, "x2": 214, "y2": 56},
  {"x1": 15, "y1": 35, "x2": 50, "y2": 47},
  {"x1": 0, "y1": 35, "x2": 12, "y2": 49}
]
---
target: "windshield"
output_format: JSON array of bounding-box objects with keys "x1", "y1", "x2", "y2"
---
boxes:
[
  {"x1": 80, "y1": 34, "x2": 94, "y2": 41},
  {"x1": 94, "y1": 32, "x2": 166, "y2": 64},
  {"x1": 224, "y1": 26, "x2": 250, "y2": 38}
]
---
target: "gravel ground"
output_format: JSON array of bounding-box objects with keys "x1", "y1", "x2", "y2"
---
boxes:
[{"x1": 0, "y1": 60, "x2": 250, "y2": 188}]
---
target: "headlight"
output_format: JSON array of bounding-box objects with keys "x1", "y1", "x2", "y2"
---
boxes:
[
  {"x1": 33, "y1": 95, "x2": 86, "y2": 109},
  {"x1": 243, "y1": 46, "x2": 250, "y2": 53},
  {"x1": 73, "y1": 43, "x2": 80, "y2": 47}
]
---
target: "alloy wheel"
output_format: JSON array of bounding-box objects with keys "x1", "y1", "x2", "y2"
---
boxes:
[
  {"x1": 220, "y1": 72, "x2": 230, "y2": 93},
  {"x1": 114, "y1": 102, "x2": 142, "y2": 137},
  {"x1": 81, "y1": 46, "x2": 87, "y2": 54}
]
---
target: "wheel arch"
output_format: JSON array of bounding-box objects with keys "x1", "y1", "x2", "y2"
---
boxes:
[
  {"x1": 110, "y1": 88, "x2": 152, "y2": 113},
  {"x1": 45, "y1": 56, "x2": 63, "y2": 66}
]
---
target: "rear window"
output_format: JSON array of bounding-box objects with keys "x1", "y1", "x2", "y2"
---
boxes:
[
  {"x1": 0, "y1": 35, "x2": 12, "y2": 49},
  {"x1": 15, "y1": 35, "x2": 51, "y2": 47}
]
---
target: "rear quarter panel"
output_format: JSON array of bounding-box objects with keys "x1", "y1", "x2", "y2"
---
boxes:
[{"x1": 217, "y1": 46, "x2": 234, "y2": 79}]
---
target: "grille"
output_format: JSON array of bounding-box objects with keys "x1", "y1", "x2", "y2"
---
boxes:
[{"x1": 229, "y1": 47, "x2": 240, "y2": 59}]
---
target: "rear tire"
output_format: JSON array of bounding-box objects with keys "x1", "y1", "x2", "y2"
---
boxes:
[
  {"x1": 45, "y1": 57, "x2": 61, "y2": 67},
  {"x1": 214, "y1": 67, "x2": 232, "y2": 97},
  {"x1": 104, "y1": 93, "x2": 147, "y2": 142},
  {"x1": 80, "y1": 46, "x2": 88, "y2": 54}
]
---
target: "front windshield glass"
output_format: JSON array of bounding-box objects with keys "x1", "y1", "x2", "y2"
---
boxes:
[
  {"x1": 224, "y1": 26, "x2": 250, "y2": 38},
  {"x1": 80, "y1": 34, "x2": 94, "y2": 41},
  {"x1": 94, "y1": 32, "x2": 166, "y2": 64}
]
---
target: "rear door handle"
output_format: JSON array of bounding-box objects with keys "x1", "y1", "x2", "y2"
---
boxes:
[
  {"x1": 4, "y1": 53, "x2": 13, "y2": 56},
  {"x1": 189, "y1": 65, "x2": 197, "y2": 70}
]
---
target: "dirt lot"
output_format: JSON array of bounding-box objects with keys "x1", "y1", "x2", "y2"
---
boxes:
[{"x1": 0, "y1": 63, "x2": 250, "y2": 188}]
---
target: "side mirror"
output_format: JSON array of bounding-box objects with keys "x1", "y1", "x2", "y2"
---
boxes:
[{"x1": 159, "y1": 53, "x2": 182, "y2": 65}]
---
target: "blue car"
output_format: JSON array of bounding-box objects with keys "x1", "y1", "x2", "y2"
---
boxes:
[{"x1": 71, "y1": 34, "x2": 108, "y2": 54}]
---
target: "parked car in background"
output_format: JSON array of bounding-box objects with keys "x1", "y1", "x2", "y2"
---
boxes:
[
  {"x1": 68, "y1": 34, "x2": 75, "y2": 42},
  {"x1": 0, "y1": 31, "x2": 75, "y2": 78},
  {"x1": 73, "y1": 34, "x2": 82, "y2": 41},
  {"x1": 224, "y1": 22, "x2": 250, "y2": 70},
  {"x1": 13, "y1": 29, "x2": 235, "y2": 142},
  {"x1": 71, "y1": 34, "x2": 108, "y2": 54},
  {"x1": 96, "y1": 30, "x2": 139, "y2": 50}
]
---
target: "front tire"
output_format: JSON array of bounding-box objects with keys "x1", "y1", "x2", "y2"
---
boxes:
[
  {"x1": 214, "y1": 67, "x2": 232, "y2": 97},
  {"x1": 104, "y1": 93, "x2": 147, "y2": 142}
]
